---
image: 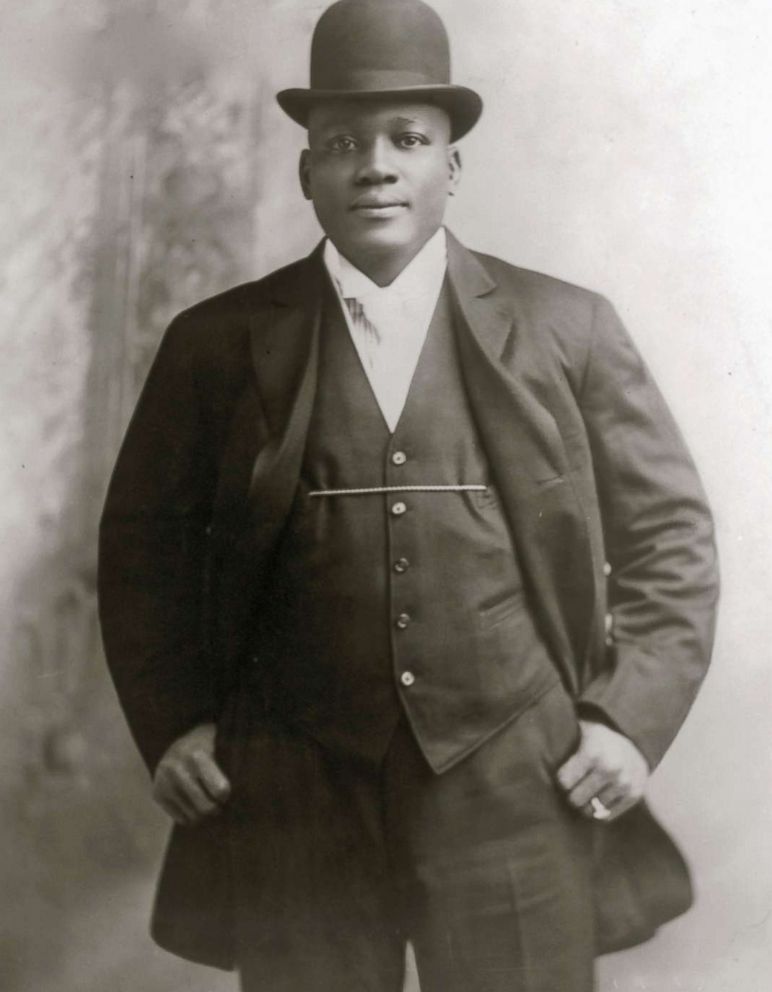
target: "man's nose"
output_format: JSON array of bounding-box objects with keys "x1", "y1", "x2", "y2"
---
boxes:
[{"x1": 354, "y1": 138, "x2": 398, "y2": 185}]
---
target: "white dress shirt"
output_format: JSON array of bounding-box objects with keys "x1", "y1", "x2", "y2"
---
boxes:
[{"x1": 322, "y1": 228, "x2": 448, "y2": 432}]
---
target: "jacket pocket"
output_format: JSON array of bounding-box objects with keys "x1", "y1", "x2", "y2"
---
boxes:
[{"x1": 521, "y1": 680, "x2": 581, "y2": 778}]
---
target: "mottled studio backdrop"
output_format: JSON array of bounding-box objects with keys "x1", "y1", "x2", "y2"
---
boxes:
[{"x1": 1, "y1": 1, "x2": 770, "y2": 990}]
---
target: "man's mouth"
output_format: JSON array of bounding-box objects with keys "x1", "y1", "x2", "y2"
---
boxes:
[{"x1": 351, "y1": 198, "x2": 408, "y2": 216}]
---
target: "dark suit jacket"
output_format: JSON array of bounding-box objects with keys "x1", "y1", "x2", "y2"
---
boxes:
[{"x1": 98, "y1": 230, "x2": 719, "y2": 967}]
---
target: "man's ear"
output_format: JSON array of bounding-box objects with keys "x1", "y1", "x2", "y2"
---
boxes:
[
  {"x1": 448, "y1": 146, "x2": 462, "y2": 196},
  {"x1": 299, "y1": 148, "x2": 313, "y2": 201}
]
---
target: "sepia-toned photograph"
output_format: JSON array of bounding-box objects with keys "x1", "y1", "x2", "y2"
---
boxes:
[{"x1": 1, "y1": 1, "x2": 770, "y2": 990}]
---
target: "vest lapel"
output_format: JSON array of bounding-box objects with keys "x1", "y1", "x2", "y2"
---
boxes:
[{"x1": 446, "y1": 232, "x2": 595, "y2": 683}]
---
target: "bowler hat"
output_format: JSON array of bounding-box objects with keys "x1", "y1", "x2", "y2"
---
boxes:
[{"x1": 277, "y1": 0, "x2": 483, "y2": 141}]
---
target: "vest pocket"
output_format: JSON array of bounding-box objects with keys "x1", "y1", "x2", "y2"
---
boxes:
[
  {"x1": 477, "y1": 588, "x2": 526, "y2": 628},
  {"x1": 472, "y1": 484, "x2": 499, "y2": 509}
]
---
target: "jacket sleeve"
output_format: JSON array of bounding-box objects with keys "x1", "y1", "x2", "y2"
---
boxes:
[
  {"x1": 575, "y1": 296, "x2": 719, "y2": 769},
  {"x1": 98, "y1": 315, "x2": 218, "y2": 773}
]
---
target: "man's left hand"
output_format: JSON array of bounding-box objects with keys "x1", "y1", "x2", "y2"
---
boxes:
[{"x1": 556, "y1": 720, "x2": 649, "y2": 822}]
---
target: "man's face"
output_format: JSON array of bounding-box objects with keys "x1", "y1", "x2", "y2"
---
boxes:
[{"x1": 300, "y1": 100, "x2": 461, "y2": 283}]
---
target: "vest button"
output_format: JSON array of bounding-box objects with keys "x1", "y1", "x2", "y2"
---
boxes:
[
  {"x1": 396, "y1": 612, "x2": 411, "y2": 630},
  {"x1": 391, "y1": 450, "x2": 407, "y2": 466},
  {"x1": 400, "y1": 671, "x2": 415, "y2": 687},
  {"x1": 391, "y1": 501, "x2": 407, "y2": 516},
  {"x1": 393, "y1": 557, "x2": 410, "y2": 574}
]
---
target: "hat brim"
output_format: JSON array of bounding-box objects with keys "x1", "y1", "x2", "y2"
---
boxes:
[{"x1": 276, "y1": 85, "x2": 482, "y2": 142}]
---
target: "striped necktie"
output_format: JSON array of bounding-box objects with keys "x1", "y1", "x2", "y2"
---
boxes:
[{"x1": 344, "y1": 297, "x2": 381, "y2": 369}]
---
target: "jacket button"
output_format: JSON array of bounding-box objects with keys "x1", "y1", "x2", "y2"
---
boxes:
[
  {"x1": 394, "y1": 557, "x2": 410, "y2": 573},
  {"x1": 396, "y1": 612, "x2": 411, "y2": 630},
  {"x1": 603, "y1": 562, "x2": 612, "y2": 577},
  {"x1": 400, "y1": 671, "x2": 415, "y2": 687},
  {"x1": 391, "y1": 501, "x2": 407, "y2": 516},
  {"x1": 391, "y1": 450, "x2": 407, "y2": 466}
]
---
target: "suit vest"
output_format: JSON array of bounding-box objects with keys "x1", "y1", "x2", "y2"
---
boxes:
[{"x1": 260, "y1": 278, "x2": 558, "y2": 772}]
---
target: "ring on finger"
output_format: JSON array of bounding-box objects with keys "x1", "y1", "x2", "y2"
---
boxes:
[{"x1": 590, "y1": 796, "x2": 612, "y2": 821}]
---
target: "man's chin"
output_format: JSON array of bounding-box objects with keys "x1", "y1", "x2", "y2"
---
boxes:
[{"x1": 339, "y1": 228, "x2": 421, "y2": 263}]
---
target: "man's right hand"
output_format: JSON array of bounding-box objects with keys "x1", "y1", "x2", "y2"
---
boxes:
[{"x1": 152, "y1": 722, "x2": 231, "y2": 826}]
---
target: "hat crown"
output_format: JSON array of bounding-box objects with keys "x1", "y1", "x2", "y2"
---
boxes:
[
  {"x1": 310, "y1": 0, "x2": 451, "y2": 90},
  {"x1": 276, "y1": 0, "x2": 482, "y2": 141}
]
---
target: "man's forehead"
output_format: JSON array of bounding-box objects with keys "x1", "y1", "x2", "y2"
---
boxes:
[{"x1": 307, "y1": 99, "x2": 451, "y2": 133}]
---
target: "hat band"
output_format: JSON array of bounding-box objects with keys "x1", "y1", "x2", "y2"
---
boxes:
[{"x1": 310, "y1": 69, "x2": 443, "y2": 91}]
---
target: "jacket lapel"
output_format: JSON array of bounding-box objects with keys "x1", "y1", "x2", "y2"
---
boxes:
[
  {"x1": 446, "y1": 232, "x2": 595, "y2": 685},
  {"x1": 446, "y1": 233, "x2": 568, "y2": 483},
  {"x1": 243, "y1": 247, "x2": 325, "y2": 563}
]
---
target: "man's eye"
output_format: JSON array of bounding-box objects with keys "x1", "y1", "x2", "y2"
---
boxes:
[
  {"x1": 328, "y1": 136, "x2": 357, "y2": 152},
  {"x1": 396, "y1": 133, "x2": 427, "y2": 148}
]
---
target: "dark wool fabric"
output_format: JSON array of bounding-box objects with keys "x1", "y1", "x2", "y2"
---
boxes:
[{"x1": 233, "y1": 686, "x2": 594, "y2": 992}]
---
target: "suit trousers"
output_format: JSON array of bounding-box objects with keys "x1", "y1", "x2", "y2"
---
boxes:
[{"x1": 232, "y1": 679, "x2": 595, "y2": 992}]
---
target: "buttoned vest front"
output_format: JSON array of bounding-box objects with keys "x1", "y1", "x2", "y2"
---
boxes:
[{"x1": 260, "y1": 278, "x2": 558, "y2": 772}]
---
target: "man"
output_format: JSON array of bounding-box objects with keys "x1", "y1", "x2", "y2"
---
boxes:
[{"x1": 98, "y1": 1, "x2": 719, "y2": 990}]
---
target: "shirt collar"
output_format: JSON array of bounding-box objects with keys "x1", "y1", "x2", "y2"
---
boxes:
[{"x1": 323, "y1": 227, "x2": 447, "y2": 304}]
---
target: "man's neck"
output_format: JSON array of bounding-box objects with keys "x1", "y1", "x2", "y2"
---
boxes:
[
  {"x1": 350, "y1": 254, "x2": 416, "y2": 288},
  {"x1": 338, "y1": 232, "x2": 442, "y2": 287}
]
